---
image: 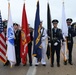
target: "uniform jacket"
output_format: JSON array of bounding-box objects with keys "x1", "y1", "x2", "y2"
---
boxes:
[
  {"x1": 52, "y1": 28, "x2": 63, "y2": 45},
  {"x1": 14, "y1": 29, "x2": 21, "y2": 48},
  {"x1": 41, "y1": 27, "x2": 47, "y2": 41},
  {"x1": 67, "y1": 26, "x2": 76, "y2": 44}
]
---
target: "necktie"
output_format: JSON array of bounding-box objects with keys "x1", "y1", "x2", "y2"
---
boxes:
[{"x1": 55, "y1": 28, "x2": 57, "y2": 33}]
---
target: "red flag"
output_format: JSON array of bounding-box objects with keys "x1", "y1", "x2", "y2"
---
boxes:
[{"x1": 21, "y1": 3, "x2": 31, "y2": 64}]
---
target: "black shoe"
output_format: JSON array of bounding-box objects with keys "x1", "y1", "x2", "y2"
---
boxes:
[
  {"x1": 51, "y1": 64, "x2": 54, "y2": 67},
  {"x1": 64, "y1": 61, "x2": 67, "y2": 65},
  {"x1": 69, "y1": 62, "x2": 73, "y2": 65},
  {"x1": 57, "y1": 64, "x2": 60, "y2": 67},
  {"x1": 15, "y1": 64, "x2": 20, "y2": 66},
  {"x1": 35, "y1": 62, "x2": 39, "y2": 66},
  {"x1": 42, "y1": 64, "x2": 46, "y2": 66},
  {"x1": 29, "y1": 63, "x2": 32, "y2": 66},
  {"x1": 23, "y1": 64, "x2": 26, "y2": 66},
  {"x1": 3, "y1": 61, "x2": 9, "y2": 66},
  {"x1": 4, "y1": 63, "x2": 8, "y2": 66},
  {"x1": 35, "y1": 64, "x2": 38, "y2": 66},
  {"x1": 15, "y1": 64, "x2": 17, "y2": 66}
]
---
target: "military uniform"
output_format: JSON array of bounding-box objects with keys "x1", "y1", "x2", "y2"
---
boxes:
[
  {"x1": 14, "y1": 23, "x2": 21, "y2": 66},
  {"x1": 35, "y1": 21, "x2": 47, "y2": 66},
  {"x1": 28, "y1": 28, "x2": 33, "y2": 66},
  {"x1": 41, "y1": 27, "x2": 47, "y2": 66},
  {"x1": 66, "y1": 18, "x2": 76, "y2": 65},
  {"x1": 51, "y1": 19, "x2": 63, "y2": 67}
]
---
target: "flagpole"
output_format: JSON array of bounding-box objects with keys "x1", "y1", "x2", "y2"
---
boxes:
[
  {"x1": 62, "y1": 0, "x2": 64, "y2": 5},
  {"x1": 46, "y1": 0, "x2": 52, "y2": 64},
  {"x1": 64, "y1": 0, "x2": 68, "y2": 62},
  {"x1": 62, "y1": 0, "x2": 64, "y2": 2},
  {"x1": 62, "y1": 0, "x2": 67, "y2": 61},
  {"x1": 7, "y1": 0, "x2": 14, "y2": 68},
  {"x1": 37, "y1": 0, "x2": 39, "y2": 2},
  {"x1": 47, "y1": 0, "x2": 49, "y2": 3},
  {"x1": 7, "y1": 0, "x2": 10, "y2": 19},
  {"x1": 61, "y1": 0, "x2": 68, "y2": 62},
  {"x1": 23, "y1": 0, "x2": 25, "y2": 3}
]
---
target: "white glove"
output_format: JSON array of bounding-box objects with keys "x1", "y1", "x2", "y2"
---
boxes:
[
  {"x1": 54, "y1": 42, "x2": 58, "y2": 46},
  {"x1": 41, "y1": 39, "x2": 45, "y2": 41},
  {"x1": 49, "y1": 43, "x2": 51, "y2": 46}
]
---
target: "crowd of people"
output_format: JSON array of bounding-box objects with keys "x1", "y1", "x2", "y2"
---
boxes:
[{"x1": 2, "y1": 18, "x2": 76, "y2": 67}]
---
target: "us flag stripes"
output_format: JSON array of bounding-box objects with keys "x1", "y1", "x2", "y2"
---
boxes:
[{"x1": 0, "y1": 11, "x2": 7, "y2": 63}]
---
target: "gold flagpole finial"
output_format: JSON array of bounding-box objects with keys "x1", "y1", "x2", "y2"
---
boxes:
[
  {"x1": 7, "y1": 0, "x2": 10, "y2": 7},
  {"x1": 37, "y1": 0, "x2": 39, "y2": 2},
  {"x1": 48, "y1": 0, "x2": 49, "y2": 2},
  {"x1": 62, "y1": 0, "x2": 64, "y2": 4},
  {"x1": 7, "y1": 0, "x2": 10, "y2": 19},
  {"x1": 62, "y1": 0, "x2": 65, "y2": 6},
  {"x1": 47, "y1": 0, "x2": 49, "y2": 4},
  {"x1": 7, "y1": 0, "x2": 10, "y2": 2},
  {"x1": 62, "y1": 0, "x2": 64, "y2": 5},
  {"x1": 23, "y1": 0, "x2": 25, "y2": 2},
  {"x1": 23, "y1": 0, "x2": 26, "y2": 4}
]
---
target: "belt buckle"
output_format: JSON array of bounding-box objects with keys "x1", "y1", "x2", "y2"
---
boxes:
[{"x1": 68, "y1": 41, "x2": 71, "y2": 43}]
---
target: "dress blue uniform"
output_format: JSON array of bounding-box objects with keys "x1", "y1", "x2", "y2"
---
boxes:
[
  {"x1": 13, "y1": 23, "x2": 21, "y2": 66},
  {"x1": 28, "y1": 28, "x2": 33, "y2": 66},
  {"x1": 51, "y1": 19, "x2": 63, "y2": 67},
  {"x1": 66, "y1": 18, "x2": 76, "y2": 65}
]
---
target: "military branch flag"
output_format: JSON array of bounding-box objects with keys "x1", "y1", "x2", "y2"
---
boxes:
[
  {"x1": 46, "y1": 3, "x2": 52, "y2": 59},
  {"x1": 61, "y1": 2, "x2": 68, "y2": 61},
  {"x1": 6, "y1": 2, "x2": 16, "y2": 67},
  {"x1": 61, "y1": 2, "x2": 68, "y2": 37},
  {"x1": 0, "y1": 11, "x2": 7, "y2": 63},
  {"x1": 33, "y1": 1, "x2": 42, "y2": 60},
  {"x1": 20, "y1": 3, "x2": 31, "y2": 64}
]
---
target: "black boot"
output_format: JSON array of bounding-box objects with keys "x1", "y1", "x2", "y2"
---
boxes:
[
  {"x1": 57, "y1": 63, "x2": 60, "y2": 67},
  {"x1": 4, "y1": 60, "x2": 9, "y2": 66},
  {"x1": 51, "y1": 64, "x2": 54, "y2": 67},
  {"x1": 69, "y1": 62, "x2": 73, "y2": 65},
  {"x1": 64, "y1": 60, "x2": 67, "y2": 65},
  {"x1": 29, "y1": 63, "x2": 32, "y2": 66}
]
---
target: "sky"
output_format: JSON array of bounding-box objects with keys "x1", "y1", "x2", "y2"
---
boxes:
[{"x1": 0, "y1": 0, "x2": 76, "y2": 29}]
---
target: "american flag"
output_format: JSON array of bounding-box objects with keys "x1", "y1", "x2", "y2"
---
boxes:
[{"x1": 0, "y1": 11, "x2": 7, "y2": 63}]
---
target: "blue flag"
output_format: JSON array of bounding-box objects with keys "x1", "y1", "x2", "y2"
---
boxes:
[{"x1": 33, "y1": 1, "x2": 42, "y2": 60}]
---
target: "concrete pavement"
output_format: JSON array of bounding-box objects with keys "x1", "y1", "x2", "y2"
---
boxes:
[{"x1": 0, "y1": 38, "x2": 76, "y2": 75}]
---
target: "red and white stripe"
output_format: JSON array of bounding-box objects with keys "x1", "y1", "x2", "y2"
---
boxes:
[{"x1": 0, "y1": 32, "x2": 7, "y2": 63}]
